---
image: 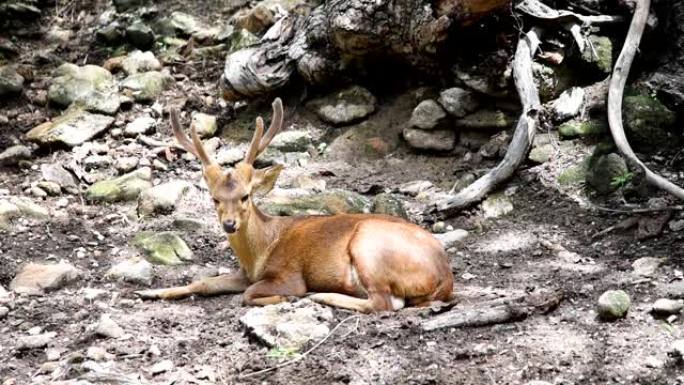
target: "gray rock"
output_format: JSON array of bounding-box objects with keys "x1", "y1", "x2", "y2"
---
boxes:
[
  {"x1": 632, "y1": 257, "x2": 663, "y2": 277},
  {"x1": 270, "y1": 130, "x2": 312, "y2": 152},
  {"x1": 263, "y1": 189, "x2": 371, "y2": 216},
  {"x1": 191, "y1": 112, "x2": 217, "y2": 138},
  {"x1": 551, "y1": 87, "x2": 584, "y2": 121},
  {"x1": 240, "y1": 299, "x2": 333, "y2": 350},
  {"x1": 597, "y1": 290, "x2": 631, "y2": 320},
  {"x1": 124, "y1": 115, "x2": 156, "y2": 137},
  {"x1": 586, "y1": 153, "x2": 628, "y2": 195},
  {"x1": 10, "y1": 262, "x2": 81, "y2": 294},
  {"x1": 651, "y1": 298, "x2": 684, "y2": 315},
  {"x1": 433, "y1": 229, "x2": 469, "y2": 249},
  {"x1": 0, "y1": 196, "x2": 50, "y2": 229},
  {"x1": 106, "y1": 258, "x2": 153, "y2": 286},
  {"x1": 403, "y1": 127, "x2": 455, "y2": 151},
  {"x1": 669, "y1": 219, "x2": 684, "y2": 232},
  {"x1": 215, "y1": 147, "x2": 246, "y2": 165},
  {"x1": 399, "y1": 180, "x2": 433, "y2": 196},
  {"x1": 120, "y1": 71, "x2": 174, "y2": 103},
  {"x1": 307, "y1": 85, "x2": 377, "y2": 126},
  {"x1": 580, "y1": 35, "x2": 613, "y2": 74},
  {"x1": 438, "y1": 87, "x2": 479, "y2": 118},
  {"x1": 30, "y1": 186, "x2": 48, "y2": 198},
  {"x1": 371, "y1": 193, "x2": 408, "y2": 219},
  {"x1": 26, "y1": 107, "x2": 114, "y2": 147},
  {"x1": 532, "y1": 62, "x2": 575, "y2": 102},
  {"x1": 82, "y1": 154, "x2": 113, "y2": 170},
  {"x1": 558, "y1": 119, "x2": 607, "y2": 138},
  {"x1": 126, "y1": 20, "x2": 155, "y2": 50},
  {"x1": 623, "y1": 93, "x2": 676, "y2": 147},
  {"x1": 17, "y1": 332, "x2": 56, "y2": 350},
  {"x1": 409, "y1": 100, "x2": 449, "y2": 130},
  {"x1": 41, "y1": 164, "x2": 77, "y2": 192},
  {"x1": 94, "y1": 314, "x2": 124, "y2": 339},
  {"x1": 86, "y1": 346, "x2": 112, "y2": 361},
  {"x1": 0, "y1": 145, "x2": 31, "y2": 166},
  {"x1": 115, "y1": 156, "x2": 139, "y2": 173},
  {"x1": 481, "y1": 193, "x2": 513, "y2": 218},
  {"x1": 0, "y1": 65, "x2": 24, "y2": 96},
  {"x1": 96, "y1": 21, "x2": 123, "y2": 44},
  {"x1": 0, "y1": 306, "x2": 8, "y2": 319},
  {"x1": 86, "y1": 167, "x2": 152, "y2": 203},
  {"x1": 451, "y1": 173, "x2": 476, "y2": 193},
  {"x1": 137, "y1": 180, "x2": 193, "y2": 216},
  {"x1": 121, "y1": 50, "x2": 161, "y2": 75},
  {"x1": 47, "y1": 63, "x2": 115, "y2": 108},
  {"x1": 150, "y1": 359, "x2": 174, "y2": 375},
  {"x1": 132, "y1": 231, "x2": 193, "y2": 265},
  {"x1": 36, "y1": 181, "x2": 61, "y2": 196},
  {"x1": 455, "y1": 109, "x2": 513, "y2": 131}
]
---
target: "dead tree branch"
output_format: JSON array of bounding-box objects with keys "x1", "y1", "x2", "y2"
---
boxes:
[
  {"x1": 607, "y1": 0, "x2": 684, "y2": 201},
  {"x1": 421, "y1": 289, "x2": 563, "y2": 331},
  {"x1": 436, "y1": 28, "x2": 542, "y2": 214}
]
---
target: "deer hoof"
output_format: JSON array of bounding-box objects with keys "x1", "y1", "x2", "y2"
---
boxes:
[{"x1": 134, "y1": 289, "x2": 163, "y2": 300}]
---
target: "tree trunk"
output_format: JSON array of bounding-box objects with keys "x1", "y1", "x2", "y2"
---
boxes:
[{"x1": 220, "y1": 0, "x2": 510, "y2": 101}]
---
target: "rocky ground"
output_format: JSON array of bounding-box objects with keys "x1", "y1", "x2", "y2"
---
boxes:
[{"x1": 1, "y1": 0, "x2": 684, "y2": 384}]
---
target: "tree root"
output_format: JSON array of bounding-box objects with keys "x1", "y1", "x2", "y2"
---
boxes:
[
  {"x1": 436, "y1": 28, "x2": 542, "y2": 215},
  {"x1": 606, "y1": 0, "x2": 684, "y2": 201},
  {"x1": 421, "y1": 289, "x2": 563, "y2": 331}
]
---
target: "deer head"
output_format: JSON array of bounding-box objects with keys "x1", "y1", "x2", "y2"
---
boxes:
[{"x1": 170, "y1": 98, "x2": 284, "y2": 234}]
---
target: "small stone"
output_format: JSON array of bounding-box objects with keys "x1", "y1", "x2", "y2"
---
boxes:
[
  {"x1": 0, "y1": 145, "x2": 31, "y2": 166},
  {"x1": 94, "y1": 314, "x2": 124, "y2": 339},
  {"x1": 481, "y1": 193, "x2": 513, "y2": 218},
  {"x1": 121, "y1": 71, "x2": 174, "y2": 103},
  {"x1": 150, "y1": 359, "x2": 174, "y2": 375},
  {"x1": 86, "y1": 167, "x2": 152, "y2": 203},
  {"x1": 152, "y1": 159, "x2": 168, "y2": 171},
  {"x1": 120, "y1": 50, "x2": 161, "y2": 75},
  {"x1": 586, "y1": 153, "x2": 628, "y2": 195},
  {"x1": 137, "y1": 180, "x2": 193, "y2": 216},
  {"x1": 409, "y1": 100, "x2": 449, "y2": 130},
  {"x1": 47, "y1": 63, "x2": 115, "y2": 109},
  {"x1": 270, "y1": 131, "x2": 312, "y2": 153},
  {"x1": 36, "y1": 181, "x2": 61, "y2": 196},
  {"x1": 41, "y1": 164, "x2": 77, "y2": 191},
  {"x1": 399, "y1": 180, "x2": 433, "y2": 196},
  {"x1": 403, "y1": 127, "x2": 455, "y2": 151},
  {"x1": 115, "y1": 156, "x2": 139, "y2": 173},
  {"x1": 551, "y1": 87, "x2": 584, "y2": 121},
  {"x1": 433, "y1": 229, "x2": 468, "y2": 249},
  {"x1": 455, "y1": 109, "x2": 513, "y2": 131},
  {"x1": 17, "y1": 332, "x2": 56, "y2": 350},
  {"x1": 438, "y1": 87, "x2": 479, "y2": 118},
  {"x1": 307, "y1": 85, "x2": 377, "y2": 126},
  {"x1": 233, "y1": 4, "x2": 275, "y2": 34},
  {"x1": 643, "y1": 356, "x2": 663, "y2": 369},
  {"x1": 106, "y1": 258, "x2": 153, "y2": 286},
  {"x1": 82, "y1": 288, "x2": 107, "y2": 301},
  {"x1": 0, "y1": 306, "x2": 9, "y2": 319},
  {"x1": 132, "y1": 231, "x2": 193, "y2": 265},
  {"x1": 432, "y1": 221, "x2": 447, "y2": 234},
  {"x1": 26, "y1": 107, "x2": 115, "y2": 147},
  {"x1": 96, "y1": 21, "x2": 123, "y2": 44},
  {"x1": 370, "y1": 193, "x2": 407, "y2": 219},
  {"x1": 651, "y1": 298, "x2": 684, "y2": 315},
  {"x1": 0, "y1": 65, "x2": 24, "y2": 96},
  {"x1": 10, "y1": 262, "x2": 81, "y2": 294},
  {"x1": 86, "y1": 346, "x2": 111, "y2": 361},
  {"x1": 632, "y1": 257, "x2": 663, "y2": 277},
  {"x1": 597, "y1": 290, "x2": 631, "y2": 320},
  {"x1": 450, "y1": 173, "x2": 475, "y2": 193},
  {"x1": 669, "y1": 219, "x2": 684, "y2": 232},
  {"x1": 215, "y1": 147, "x2": 245, "y2": 165},
  {"x1": 191, "y1": 113, "x2": 217, "y2": 138},
  {"x1": 124, "y1": 115, "x2": 156, "y2": 137},
  {"x1": 30, "y1": 186, "x2": 47, "y2": 198},
  {"x1": 126, "y1": 20, "x2": 155, "y2": 50}
]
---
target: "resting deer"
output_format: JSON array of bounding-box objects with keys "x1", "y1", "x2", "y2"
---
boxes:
[{"x1": 136, "y1": 98, "x2": 454, "y2": 312}]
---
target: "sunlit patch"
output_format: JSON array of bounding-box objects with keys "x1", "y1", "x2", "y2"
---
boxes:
[{"x1": 473, "y1": 230, "x2": 537, "y2": 253}]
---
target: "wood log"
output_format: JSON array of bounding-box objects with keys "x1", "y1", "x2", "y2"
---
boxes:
[{"x1": 422, "y1": 289, "x2": 563, "y2": 331}]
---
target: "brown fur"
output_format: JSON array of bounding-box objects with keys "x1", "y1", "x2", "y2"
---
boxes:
[{"x1": 136, "y1": 99, "x2": 454, "y2": 312}]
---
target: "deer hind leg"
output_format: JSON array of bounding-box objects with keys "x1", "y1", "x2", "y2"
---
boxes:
[
  {"x1": 309, "y1": 292, "x2": 402, "y2": 313},
  {"x1": 135, "y1": 270, "x2": 250, "y2": 300},
  {"x1": 242, "y1": 275, "x2": 307, "y2": 306}
]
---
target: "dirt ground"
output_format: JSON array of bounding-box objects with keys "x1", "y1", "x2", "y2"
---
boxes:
[{"x1": 2, "y1": 1, "x2": 684, "y2": 384}]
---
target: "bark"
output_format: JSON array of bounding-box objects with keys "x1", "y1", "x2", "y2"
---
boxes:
[{"x1": 220, "y1": 0, "x2": 510, "y2": 100}]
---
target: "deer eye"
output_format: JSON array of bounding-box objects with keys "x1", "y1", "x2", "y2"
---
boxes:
[{"x1": 240, "y1": 194, "x2": 249, "y2": 203}]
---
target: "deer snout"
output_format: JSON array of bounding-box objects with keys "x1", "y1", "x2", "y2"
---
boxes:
[{"x1": 222, "y1": 219, "x2": 237, "y2": 233}]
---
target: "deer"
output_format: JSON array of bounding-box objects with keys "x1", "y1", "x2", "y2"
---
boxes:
[{"x1": 135, "y1": 98, "x2": 454, "y2": 312}]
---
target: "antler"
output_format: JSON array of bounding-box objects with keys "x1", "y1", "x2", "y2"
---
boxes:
[
  {"x1": 169, "y1": 109, "x2": 214, "y2": 166},
  {"x1": 244, "y1": 98, "x2": 284, "y2": 165}
]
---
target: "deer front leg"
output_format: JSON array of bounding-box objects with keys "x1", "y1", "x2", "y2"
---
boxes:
[
  {"x1": 242, "y1": 275, "x2": 307, "y2": 306},
  {"x1": 136, "y1": 269, "x2": 250, "y2": 300}
]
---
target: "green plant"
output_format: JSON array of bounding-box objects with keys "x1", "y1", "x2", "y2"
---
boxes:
[
  {"x1": 610, "y1": 171, "x2": 634, "y2": 189},
  {"x1": 266, "y1": 346, "x2": 300, "y2": 360}
]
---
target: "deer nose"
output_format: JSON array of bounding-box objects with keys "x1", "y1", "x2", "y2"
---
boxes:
[{"x1": 222, "y1": 220, "x2": 237, "y2": 233}]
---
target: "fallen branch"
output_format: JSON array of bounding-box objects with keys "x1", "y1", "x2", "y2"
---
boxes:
[
  {"x1": 607, "y1": 0, "x2": 684, "y2": 201},
  {"x1": 421, "y1": 289, "x2": 563, "y2": 331},
  {"x1": 239, "y1": 315, "x2": 359, "y2": 379},
  {"x1": 436, "y1": 28, "x2": 542, "y2": 214}
]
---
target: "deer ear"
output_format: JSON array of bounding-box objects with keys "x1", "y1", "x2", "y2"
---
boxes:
[{"x1": 252, "y1": 164, "x2": 283, "y2": 195}]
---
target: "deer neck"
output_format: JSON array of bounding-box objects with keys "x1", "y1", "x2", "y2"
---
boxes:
[{"x1": 227, "y1": 202, "x2": 286, "y2": 281}]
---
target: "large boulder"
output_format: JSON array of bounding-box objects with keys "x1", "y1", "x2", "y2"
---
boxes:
[
  {"x1": 26, "y1": 107, "x2": 114, "y2": 147},
  {"x1": 307, "y1": 85, "x2": 377, "y2": 126},
  {"x1": 86, "y1": 167, "x2": 152, "y2": 203}
]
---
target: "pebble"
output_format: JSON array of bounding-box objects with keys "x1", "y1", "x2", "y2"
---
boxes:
[{"x1": 94, "y1": 314, "x2": 124, "y2": 339}]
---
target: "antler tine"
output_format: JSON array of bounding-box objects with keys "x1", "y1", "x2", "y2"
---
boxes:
[
  {"x1": 170, "y1": 109, "x2": 200, "y2": 159},
  {"x1": 245, "y1": 116, "x2": 265, "y2": 165},
  {"x1": 258, "y1": 97, "x2": 284, "y2": 154},
  {"x1": 190, "y1": 121, "x2": 214, "y2": 166}
]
